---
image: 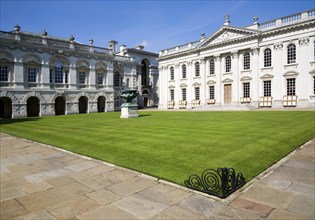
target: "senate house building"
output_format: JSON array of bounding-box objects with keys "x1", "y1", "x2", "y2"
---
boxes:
[
  {"x1": 158, "y1": 9, "x2": 315, "y2": 110},
  {"x1": 0, "y1": 27, "x2": 158, "y2": 118}
]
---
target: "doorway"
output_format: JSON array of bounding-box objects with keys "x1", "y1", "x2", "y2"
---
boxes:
[{"x1": 224, "y1": 84, "x2": 232, "y2": 104}]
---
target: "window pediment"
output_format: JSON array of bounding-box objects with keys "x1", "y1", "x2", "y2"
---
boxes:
[
  {"x1": 283, "y1": 70, "x2": 299, "y2": 77},
  {"x1": 192, "y1": 82, "x2": 201, "y2": 87},
  {"x1": 260, "y1": 73, "x2": 274, "y2": 79},
  {"x1": 222, "y1": 78, "x2": 233, "y2": 83},
  {"x1": 168, "y1": 85, "x2": 175, "y2": 89},
  {"x1": 240, "y1": 76, "x2": 252, "y2": 81},
  {"x1": 180, "y1": 83, "x2": 187, "y2": 88},
  {"x1": 0, "y1": 52, "x2": 14, "y2": 63},
  {"x1": 23, "y1": 54, "x2": 41, "y2": 64},
  {"x1": 207, "y1": 80, "x2": 216, "y2": 85}
]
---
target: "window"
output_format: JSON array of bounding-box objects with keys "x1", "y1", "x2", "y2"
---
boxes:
[
  {"x1": 170, "y1": 67, "x2": 174, "y2": 80},
  {"x1": 170, "y1": 89, "x2": 174, "y2": 101},
  {"x1": 79, "y1": 72, "x2": 86, "y2": 84},
  {"x1": 243, "y1": 53, "x2": 250, "y2": 70},
  {"x1": 114, "y1": 72, "x2": 120, "y2": 87},
  {"x1": 195, "y1": 62, "x2": 200, "y2": 77},
  {"x1": 264, "y1": 48, "x2": 272, "y2": 67},
  {"x1": 28, "y1": 68, "x2": 37, "y2": 83},
  {"x1": 313, "y1": 41, "x2": 315, "y2": 61},
  {"x1": 287, "y1": 43, "x2": 296, "y2": 64},
  {"x1": 263, "y1": 80, "x2": 271, "y2": 97},
  {"x1": 209, "y1": 59, "x2": 215, "y2": 75},
  {"x1": 195, "y1": 87, "x2": 200, "y2": 100},
  {"x1": 182, "y1": 88, "x2": 187, "y2": 101},
  {"x1": 182, "y1": 65, "x2": 186, "y2": 78},
  {"x1": 243, "y1": 82, "x2": 250, "y2": 98},
  {"x1": 0, "y1": 66, "x2": 9, "y2": 81},
  {"x1": 209, "y1": 86, "x2": 215, "y2": 99},
  {"x1": 225, "y1": 56, "x2": 231, "y2": 72},
  {"x1": 126, "y1": 78, "x2": 130, "y2": 88},
  {"x1": 55, "y1": 64, "x2": 63, "y2": 83},
  {"x1": 97, "y1": 73, "x2": 104, "y2": 85},
  {"x1": 287, "y1": 78, "x2": 296, "y2": 95}
]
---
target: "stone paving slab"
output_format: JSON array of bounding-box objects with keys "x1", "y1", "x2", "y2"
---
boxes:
[{"x1": 0, "y1": 133, "x2": 314, "y2": 219}]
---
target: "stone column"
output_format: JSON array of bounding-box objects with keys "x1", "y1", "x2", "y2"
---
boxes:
[
  {"x1": 158, "y1": 66, "x2": 164, "y2": 109},
  {"x1": 89, "y1": 67, "x2": 96, "y2": 90},
  {"x1": 251, "y1": 47, "x2": 260, "y2": 107},
  {"x1": 215, "y1": 55, "x2": 222, "y2": 105},
  {"x1": 41, "y1": 63, "x2": 50, "y2": 89},
  {"x1": 13, "y1": 61, "x2": 23, "y2": 89},
  {"x1": 200, "y1": 58, "x2": 206, "y2": 106},
  {"x1": 232, "y1": 51, "x2": 239, "y2": 105}
]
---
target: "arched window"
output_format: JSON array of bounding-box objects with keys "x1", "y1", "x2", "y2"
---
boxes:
[
  {"x1": 264, "y1": 48, "x2": 272, "y2": 67},
  {"x1": 182, "y1": 65, "x2": 186, "y2": 79},
  {"x1": 243, "y1": 53, "x2": 250, "y2": 70},
  {"x1": 195, "y1": 62, "x2": 200, "y2": 77},
  {"x1": 287, "y1": 43, "x2": 296, "y2": 64},
  {"x1": 170, "y1": 67, "x2": 174, "y2": 80},
  {"x1": 114, "y1": 72, "x2": 121, "y2": 87},
  {"x1": 225, "y1": 56, "x2": 231, "y2": 72},
  {"x1": 209, "y1": 59, "x2": 215, "y2": 75},
  {"x1": 54, "y1": 62, "x2": 64, "y2": 83}
]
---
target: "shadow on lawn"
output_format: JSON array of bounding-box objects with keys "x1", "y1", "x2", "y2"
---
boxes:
[
  {"x1": 1, "y1": 117, "x2": 41, "y2": 125},
  {"x1": 138, "y1": 114, "x2": 151, "y2": 118}
]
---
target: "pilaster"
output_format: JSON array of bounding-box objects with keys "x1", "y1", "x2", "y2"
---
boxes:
[
  {"x1": 215, "y1": 55, "x2": 222, "y2": 105},
  {"x1": 251, "y1": 47, "x2": 260, "y2": 107},
  {"x1": 232, "y1": 51, "x2": 239, "y2": 104}
]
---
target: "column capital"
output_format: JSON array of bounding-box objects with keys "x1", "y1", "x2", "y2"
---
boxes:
[
  {"x1": 251, "y1": 47, "x2": 260, "y2": 54},
  {"x1": 214, "y1": 54, "x2": 221, "y2": 62},
  {"x1": 231, "y1": 50, "x2": 239, "y2": 58}
]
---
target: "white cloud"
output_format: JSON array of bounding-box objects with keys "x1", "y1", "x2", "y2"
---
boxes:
[{"x1": 139, "y1": 40, "x2": 148, "y2": 47}]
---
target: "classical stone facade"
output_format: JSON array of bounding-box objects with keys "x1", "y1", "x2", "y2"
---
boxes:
[
  {"x1": 158, "y1": 9, "x2": 315, "y2": 110},
  {"x1": 0, "y1": 26, "x2": 159, "y2": 118}
]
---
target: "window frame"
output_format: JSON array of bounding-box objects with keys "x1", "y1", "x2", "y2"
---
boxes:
[
  {"x1": 287, "y1": 78, "x2": 296, "y2": 96},
  {"x1": 170, "y1": 67, "x2": 174, "y2": 80},
  {"x1": 225, "y1": 56, "x2": 231, "y2": 72},
  {"x1": 0, "y1": 65, "x2": 9, "y2": 82},
  {"x1": 243, "y1": 82, "x2": 250, "y2": 98},
  {"x1": 263, "y1": 80, "x2": 272, "y2": 97},
  {"x1": 243, "y1": 53, "x2": 250, "y2": 70},
  {"x1": 287, "y1": 43, "x2": 296, "y2": 64},
  {"x1": 182, "y1": 65, "x2": 186, "y2": 79},
  {"x1": 209, "y1": 59, "x2": 215, "y2": 75},
  {"x1": 182, "y1": 88, "x2": 187, "y2": 101},
  {"x1": 170, "y1": 89, "x2": 174, "y2": 101},
  {"x1": 264, "y1": 48, "x2": 272, "y2": 67},
  {"x1": 209, "y1": 86, "x2": 215, "y2": 99},
  {"x1": 195, "y1": 87, "x2": 200, "y2": 100},
  {"x1": 195, "y1": 62, "x2": 200, "y2": 77}
]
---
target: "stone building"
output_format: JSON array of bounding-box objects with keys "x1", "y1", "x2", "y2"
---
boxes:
[
  {"x1": 158, "y1": 9, "x2": 315, "y2": 110},
  {"x1": 0, "y1": 26, "x2": 159, "y2": 118}
]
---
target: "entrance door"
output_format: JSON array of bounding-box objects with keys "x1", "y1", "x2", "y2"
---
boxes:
[
  {"x1": 27, "y1": 97, "x2": 40, "y2": 117},
  {"x1": 224, "y1": 84, "x2": 232, "y2": 104},
  {"x1": 55, "y1": 96, "x2": 65, "y2": 115},
  {"x1": 79, "y1": 96, "x2": 88, "y2": 114},
  {"x1": 143, "y1": 97, "x2": 148, "y2": 107}
]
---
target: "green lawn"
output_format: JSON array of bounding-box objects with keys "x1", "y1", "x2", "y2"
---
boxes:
[{"x1": 1, "y1": 111, "x2": 314, "y2": 185}]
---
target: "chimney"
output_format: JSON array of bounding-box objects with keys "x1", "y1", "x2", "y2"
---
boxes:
[
  {"x1": 136, "y1": 45, "x2": 144, "y2": 50},
  {"x1": 108, "y1": 40, "x2": 118, "y2": 52},
  {"x1": 120, "y1": 45, "x2": 127, "y2": 52}
]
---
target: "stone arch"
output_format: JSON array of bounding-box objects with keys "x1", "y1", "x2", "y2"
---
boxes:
[
  {"x1": 21, "y1": 92, "x2": 45, "y2": 105},
  {"x1": 95, "y1": 61, "x2": 107, "y2": 71},
  {"x1": 75, "y1": 92, "x2": 90, "y2": 102},
  {"x1": 22, "y1": 53, "x2": 41, "y2": 64},
  {"x1": 140, "y1": 58, "x2": 150, "y2": 86},
  {"x1": 78, "y1": 96, "x2": 88, "y2": 114},
  {"x1": 0, "y1": 97, "x2": 12, "y2": 119},
  {"x1": 97, "y1": 96, "x2": 106, "y2": 112},
  {"x1": 76, "y1": 59, "x2": 90, "y2": 69},
  {"x1": 27, "y1": 96, "x2": 40, "y2": 117},
  {"x1": 55, "y1": 96, "x2": 66, "y2": 115},
  {"x1": 0, "y1": 91, "x2": 18, "y2": 103},
  {"x1": 49, "y1": 55, "x2": 69, "y2": 68},
  {"x1": 0, "y1": 51, "x2": 14, "y2": 63}
]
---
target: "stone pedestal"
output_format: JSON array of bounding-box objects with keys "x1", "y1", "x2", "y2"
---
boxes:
[{"x1": 120, "y1": 103, "x2": 138, "y2": 118}]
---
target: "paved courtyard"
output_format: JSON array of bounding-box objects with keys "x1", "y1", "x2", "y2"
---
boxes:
[{"x1": 0, "y1": 133, "x2": 314, "y2": 219}]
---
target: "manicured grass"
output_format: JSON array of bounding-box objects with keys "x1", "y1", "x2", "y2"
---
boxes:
[{"x1": 1, "y1": 111, "x2": 314, "y2": 185}]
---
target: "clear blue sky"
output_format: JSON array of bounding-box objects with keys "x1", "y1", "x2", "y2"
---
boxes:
[{"x1": 1, "y1": 1, "x2": 314, "y2": 53}]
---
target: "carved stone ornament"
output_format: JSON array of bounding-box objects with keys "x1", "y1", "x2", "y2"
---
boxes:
[
  {"x1": 187, "y1": 61, "x2": 193, "y2": 66},
  {"x1": 298, "y1": 37, "x2": 309, "y2": 46},
  {"x1": 215, "y1": 55, "x2": 221, "y2": 62},
  {"x1": 251, "y1": 47, "x2": 259, "y2": 55},
  {"x1": 274, "y1": 42, "x2": 283, "y2": 50},
  {"x1": 200, "y1": 59, "x2": 206, "y2": 64},
  {"x1": 232, "y1": 51, "x2": 239, "y2": 58},
  {"x1": 175, "y1": 63, "x2": 180, "y2": 68}
]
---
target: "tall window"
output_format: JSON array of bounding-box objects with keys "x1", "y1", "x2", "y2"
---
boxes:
[
  {"x1": 79, "y1": 72, "x2": 86, "y2": 84},
  {"x1": 287, "y1": 78, "x2": 296, "y2": 95},
  {"x1": 28, "y1": 68, "x2": 37, "y2": 83},
  {"x1": 209, "y1": 59, "x2": 215, "y2": 75},
  {"x1": 182, "y1": 65, "x2": 186, "y2": 78},
  {"x1": 313, "y1": 41, "x2": 315, "y2": 61},
  {"x1": 170, "y1": 89, "x2": 174, "y2": 101},
  {"x1": 243, "y1": 82, "x2": 250, "y2": 98},
  {"x1": 54, "y1": 63, "x2": 63, "y2": 83},
  {"x1": 97, "y1": 73, "x2": 104, "y2": 85},
  {"x1": 313, "y1": 76, "x2": 315, "y2": 95},
  {"x1": 225, "y1": 56, "x2": 231, "y2": 72},
  {"x1": 65, "y1": 71, "x2": 68, "y2": 84},
  {"x1": 243, "y1": 53, "x2": 250, "y2": 70},
  {"x1": 195, "y1": 87, "x2": 200, "y2": 100},
  {"x1": 264, "y1": 80, "x2": 271, "y2": 97},
  {"x1": 209, "y1": 86, "x2": 215, "y2": 99},
  {"x1": 170, "y1": 67, "x2": 174, "y2": 80},
  {"x1": 114, "y1": 72, "x2": 120, "y2": 87},
  {"x1": 182, "y1": 88, "x2": 187, "y2": 101},
  {"x1": 264, "y1": 49, "x2": 272, "y2": 67},
  {"x1": 0, "y1": 66, "x2": 9, "y2": 81},
  {"x1": 287, "y1": 43, "x2": 296, "y2": 64},
  {"x1": 195, "y1": 62, "x2": 200, "y2": 77}
]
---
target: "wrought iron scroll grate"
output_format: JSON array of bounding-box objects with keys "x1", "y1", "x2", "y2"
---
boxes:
[{"x1": 184, "y1": 167, "x2": 246, "y2": 198}]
